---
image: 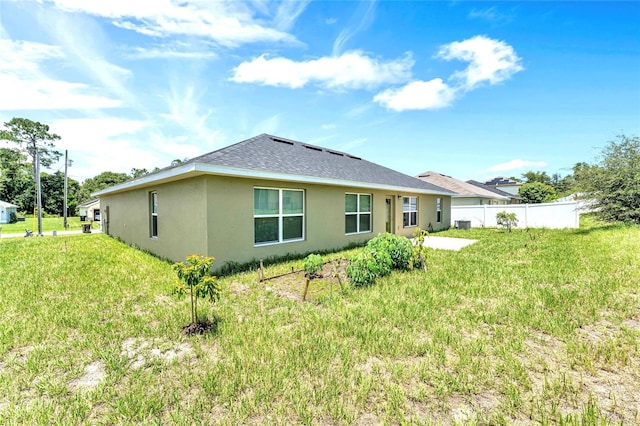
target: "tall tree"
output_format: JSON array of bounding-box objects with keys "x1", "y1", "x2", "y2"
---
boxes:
[
  {"x1": 0, "y1": 118, "x2": 62, "y2": 176},
  {"x1": 40, "y1": 171, "x2": 81, "y2": 215},
  {"x1": 80, "y1": 171, "x2": 130, "y2": 201},
  {"x1": 0, "y1": 147, "x2": 33, "y2": 211},
  {"x1": 521, "y1": 170, "x2": 552, "y2": 185},
  {"x1": 580, "y1": 135, "x2": 640, "y2": 223}
]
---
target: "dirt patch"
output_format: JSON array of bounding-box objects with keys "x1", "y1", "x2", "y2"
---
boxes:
[
  {"x1": 6, "y1": 345, "x2": 34, "y2": 363},
  {"x1": 69, "y1": 360, "x2": 106, "y2": 391},
  {"x1": 120, "y1": 337, "x2": 195, "y2": 370},
  {"x1": 182, "y1": 320, "x2": 216, "y2": 336},
  {"x1": 355, "y1": 412, "x2": 382, "y2": 425},
  {"x1": 263, "y1": 260, "x2": 348, "y2": 302},
  {"x1": 521, "y1": 321, "x2": 640, "y2": 424},
  {"x1": 229, "y1": 281, "x2": 251, "y2": 295}
]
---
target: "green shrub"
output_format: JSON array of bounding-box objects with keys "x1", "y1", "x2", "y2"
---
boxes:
[
  {"x1": 496, "y1": 211, "x2": 518, "y2": 232},
  {"x1": 366, "y1": 233, "x2": 413, "y2": 270},
  {"x1": 412, "y1": 228, "x2": 429, "y2": 271},
  {"x1": 9, "y1": 212, "x2": 17, "y2": 224},
  {"x1": 303, "y1": 253, "x2": 323, "y2": 277},
  {"x1": 347, "y1": 251, "x2": 385, "y2": 286},
  {"x1": 173, "y1": 255, "x2": 220, "y2": 325}
]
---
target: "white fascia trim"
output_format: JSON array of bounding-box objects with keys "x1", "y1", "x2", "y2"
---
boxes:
[
  {"x1": 93, "y1": 162, "x2": 455, "y2": 197},
  {"x1": 92, "y1": 163, "x2": 199, "y2": 197}
]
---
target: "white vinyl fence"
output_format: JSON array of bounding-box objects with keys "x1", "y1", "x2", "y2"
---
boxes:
[{"x1": 451, "y1": 201, "x2": 580, "y2": 229}]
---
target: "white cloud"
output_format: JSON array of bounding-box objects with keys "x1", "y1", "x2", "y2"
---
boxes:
[
  {"x1": 488, "y1": 159, "x2": 547, "y2": 172},
  {"x1": 373, "y1": 35, "x2": 523, "y2": 111},
  {"x1": 438, "y1": 35, "x2": 523, "y2": 90},
  {"x1": 0, "y1": 39, "x2": 121, "y2": 110},
  {"x1": 253, "y1": 114, "x2": 281, "y2": 135},
  {"x1": 231, "y1": 51, "x2": 413, "y2": 90},
  {"x1": 468, "y1": 7, "x2": 515, "y2": 25},
  {"x1": 373, "y1": 78, "x2": 457, "y2": 111},
  {"x1": 332, "y1": 0, "x2": 376, "y2": 56},
  {"x1": 50, "y1": 0, "x2": 303, "y2": 48},
  {"x1": 50, "y1": 117, "x2": 153, "y2": 180},
  {"x1": 273, "y1": 0, "x2": 311, "y2": 32},
  {"x1": 126, "y1": 46, "x2": 218, "y2": 60}
]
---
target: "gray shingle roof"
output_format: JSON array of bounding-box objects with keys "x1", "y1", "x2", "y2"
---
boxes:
[
  {"x1": 415, "y1": 171, "x2": 510, "y2": 199},
  {"x1": 183, "y1": 134, "x2": 453, "y2": 193},
  {"x1": 467, "y1": 180, "x2": 520, "y2": 198},
  {"x1": 95, "y1": 134, "x2": 455, "y2": 196}
]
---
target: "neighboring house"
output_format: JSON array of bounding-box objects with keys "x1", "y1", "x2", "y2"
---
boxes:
[
  {"x1": 416, "y1": 171, "x2": 510, "y2": 206},
  {"x1": 467, "y1": 180, "x2": 521, "y2": 204},
  {"x1": 94, "y1": 134, "x2": 454, "y2": 267},
  {"x1": 0, "y1": 200, "x2": 18, "y2": 224},
  {"x1": 78, "y1": 199, "x2": 100, "y2": 222},
  {"x1": 483, "y1": 176, "x2": 523, "y2": 196}
]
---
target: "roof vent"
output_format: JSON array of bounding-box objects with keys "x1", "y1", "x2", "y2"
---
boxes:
[
  {"x1": 271, "y1": 137, "x2": 294, "y2": 146},
  {"x1": 304, "y1": 145, "x2": 323, "y2": 152},
  {"x1": 327, "y1": 150, "x2": 344, "y2": 157},
  {"x1": 347, "y1": 155, "x2": 361, "y2": 160}
]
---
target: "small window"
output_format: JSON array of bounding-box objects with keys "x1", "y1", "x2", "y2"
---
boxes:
[
  {"x1": 436, "y1": 197, "x2": 442, "y2": 223},
  {"x1": 345, "y1": 193, "x2": 371, "y2": 234},
  {"x1": 254, "y1": 188, "x2": 304, "y2": 245},
  {"x1": 403, "y1": 196, "x2": 418, "y2": 227},
  {"x1": 150, "y1": 191, "x2": 158, "y2": 238}
]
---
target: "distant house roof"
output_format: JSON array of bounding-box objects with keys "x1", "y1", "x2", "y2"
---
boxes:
[
  {"x1": 78, "y1": 199, "x2": 100, "y2": 208},
  {"x1": 0, "y1": 200, "x2": 19, "y2": 208},
  {"x1": 94, "y1": 134, "x2": 454, "y2": 197},
  {"x1": 416, "y1": 171, "x2": 510, "y2": 200},
  {"x1": 467, "y1": 180, "x2": 521, "y2": 199},
  {"x1": 483, "y1": 176, "x2": 522, "y2": 187}
]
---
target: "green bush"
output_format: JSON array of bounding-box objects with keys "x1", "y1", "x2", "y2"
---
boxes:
[
  {"x1": 347, "y1": 251, "x2": 385, "y2": 286},
  {"x1": 303, "y1": 253, "x2": 323, "y2": 277},
  {"x1": 9, "y1": 212, "x2": 17, "y2": 224},
  {"x1": 366, "y1": 233, "x2": 413, "y2": 270},
  {"x1": 347, "y1": 232, "x2": 413, "y2": 286}
]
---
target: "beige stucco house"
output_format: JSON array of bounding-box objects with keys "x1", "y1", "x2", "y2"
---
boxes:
[
  {"x1": 416, "y1": 171, "x2": 511, "y2": 206},
  {"x1": 94, "y1": 134, "x2": 454, "y2": 268}
]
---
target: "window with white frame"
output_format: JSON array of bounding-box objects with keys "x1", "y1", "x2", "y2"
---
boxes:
[
  {"x1": 150, "y1": 191, "x2": 158, "y2": 238},
  {"x1": 403, "y1": 196, "x2": 417, "y2": 227},
  {"x1": 254, "y1": 188, "x2": 304, "y2": 245},
  {"x1": 436, "y1": 197, "x2": 442, "y2": 223},
  {"x1": 345, "y1": 193, "x2": 372, "y2": 234}
]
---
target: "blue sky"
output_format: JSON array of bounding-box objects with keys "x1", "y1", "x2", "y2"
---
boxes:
[{"x1": 1, "y1": 1, "x2": 639, "y2": 183}]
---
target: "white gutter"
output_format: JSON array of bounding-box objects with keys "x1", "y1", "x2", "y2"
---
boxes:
[{"x1": 92, "y1": 162, "x2": 456, "y2": 197}]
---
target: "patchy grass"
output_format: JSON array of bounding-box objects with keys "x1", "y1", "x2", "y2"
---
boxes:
[{"x1": 0, "y1": 218, "x2": 639, "y2": 424}]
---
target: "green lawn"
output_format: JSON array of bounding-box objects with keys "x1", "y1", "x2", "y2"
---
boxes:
[
  {"x1": 0, "y1": 216, "x2": 99, "y2": 234},
  {"x1": 0, "y1": 218, "x2": 638, "y2": 424}
]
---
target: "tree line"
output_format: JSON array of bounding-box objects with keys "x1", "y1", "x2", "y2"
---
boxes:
[
  {"x1": 0, "y1": 118, "x2": 159, "y2": 218},
  {"x1": 1, "y1": 117, "x2": 639, "y2": 224}
]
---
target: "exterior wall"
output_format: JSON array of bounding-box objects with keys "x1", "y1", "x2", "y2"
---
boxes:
[
  {"x1": 493, "y1": 184, "x2": 521, "y2": 196},
  {"x1": 451, "y1": 201, "x2": 580, "y2": 229},
  {"x1": 0, "y1": 206, "x2": 17, "y2": 224},
  {"x1": 100, "y1": 176, "x2": 209, "y2": 262},
  {"x1": 100, "y1": 174, "x2": 452, "y2": 267}
]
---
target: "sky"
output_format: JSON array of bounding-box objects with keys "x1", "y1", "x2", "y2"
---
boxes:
[{"x1": 1, "y1": 0, "x2": 639, "y2": 183}]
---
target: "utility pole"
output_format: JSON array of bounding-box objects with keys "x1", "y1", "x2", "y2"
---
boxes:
[
  {"x1": 36, "y1": 149, "x2": 43, "y2": 236},
  {"x1": 63, "y1": 150, "x2": 69, "y2": 230}
]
